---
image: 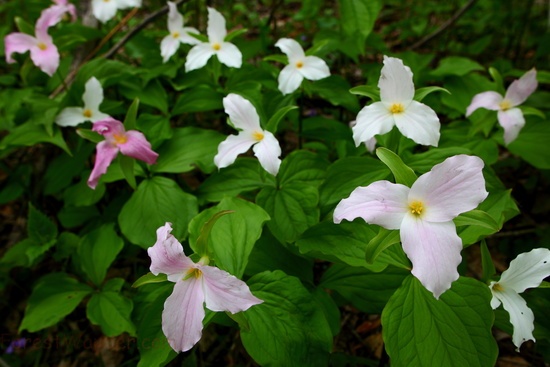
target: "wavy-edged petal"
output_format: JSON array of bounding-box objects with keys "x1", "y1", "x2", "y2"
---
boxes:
[
  {"x1": 201, "y1": 266, "x2": 263, "y2": 313},
  {"x1": 185, "y1": 43, "x2": 214, "y2": 72},
  {"x1": 35, "y1": 6, "x2": 66, "y2": 39},
  {"x1": 222, "y1": 93, "x2": 261, "y2": 131},
  {"x1": 29, "y1": 43, "x2": 59, "y2": 76},
  {"x1": 393, "y1": 100, "x2": 440, "y2": 146},
  {"x1": 166, "y1": 1, "x2": 183, "y2": 32},
  {"x1": 252, "y1": 131, "x2": 281, "y2": 176},
  {"x1": 333, "y1": 180, "x2": 409, "y2": 229},
  {"x1": 216, "y1": 42, "x2": 242, "y2": 68},
  {"x1": 83, "y1": 77, "x2": 104, "y2": 111},
  {"x1": 352, "y1": 102, "x2": 394, "y2": 147},
  {"x1": 87, "y1": 140, "x2": 119, "y2": 189},
  {"x1": 214, "y1": 133, "x2": 256, "y2": 169},
  {"x1": 160, "y1": 35, "x2": 181, "y2": 63},
  {"x1": 55, "y1": 107, "x2": 86, "y2": 127},
  {"x1": 119, "y1": 130, "x2": 159, "y2": 164},
  {"x1": 278, "y1": 64, "x2": 303, "y2": 95},
  {"x1": 300, "y1": 55, "x2": 330, "y2": 80},
  {"x1": 92, "y1": 0, "x2": 118, "y2": 23},
  {"x1": 148, "y1": 223, "x2": 193, "y2": 281},
  {"x1": 162, "y1": 278, "x2": 205, "y2": 353},
  {"x1": 466, "y1": 91, "x2": 503, "y2": 116},
  {"x1": 505, "y1": 68, "x2": 537, "y2": 107},
  {"x1": 206, "y1": 7, "x2": 226, "y2": 43},
  {"x1": 498, "y1": 108, "x2": 525, "y2": 145},
  {"x1": 379, "y1": 56, "x2": 415, "y2": 104},
  {"x1": 400, "y1": 217, "x2": 462, "y2": 299},
  {"x1": 93, "y1": 117, "x2": 126, "y2": 137},
  {"x1": 409, "y1": 155, "x2": 488, "y2": 222},
  {"x1": 4, "y1": 33, "x2": 36, "y2": 63},
  {"x1": 498, "y1": 248, "x2": 550, "y2": 294},
  {"x1": 275, "y1": 38, "x2": 305, "y2": 62}
]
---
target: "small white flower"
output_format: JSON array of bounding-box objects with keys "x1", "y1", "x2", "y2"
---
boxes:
[
  {"x1": 160, "y1": 1, "x2": 200, "y2": 63},
  {"x1": 55, "y1": 77, "x2": 109, "y2": 127},
  {"x1": 92, "y1": 0, "x2": 142, "y2": 23}
]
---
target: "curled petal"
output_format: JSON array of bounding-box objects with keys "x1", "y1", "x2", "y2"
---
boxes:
[
  {"x1": 93, "y1": 117, "x2": 126, "y2": 137},
  {"x1": 206, "y1": 7, "x2": 226, "y2": 43},
  {"x1": 92, "y1": 0, "x2": 118, "y2": 23},
  {"x1": 87, "y1": 141, "x2": 119, "y2": 189},
  {"x1": 498, "y1": 108, "x2": 525, "y2": 145},
  {"x1": 213, "y1": 133, "x2": 256, "y2": 169},
  {"x1": 400, "y1": 217, "x2": 462, "y2": 299},
  {"x1": 55, "y1": 107, "x2": 86, "y2": 127},
  {"x1": 333, "y1": 181, "x2": 409, "y2": 229},
  {"x1": 167, "y1": 1, "x2": 184, "y2": 33},
  {"x1": 379, "y1": 56, "x2": 415, "y2": 104},
  {"x1": 393, "y1": 100, "x2": 440, "y2": 146},
  {"x1": 278, "y1": 65, "x2": 304, "y2": 95},
  {"x1": 275, "y1": 38, "x2": 305, "y2": 61},
  {"x1": 216, "y1": 42, "x2": 242, "y2": 68},
  {"x1": 352, "y1": 102, "x2": 394, "y2": 147},
  {"x1": 4, "y1": 33, "x2": 36, "y2": 63},
  {"x1": 160, "y1": 35, "x2": 181, "y2": 63},
  {"x1": 300, "y1": 56, "x2": 330, "y2": 81},
  {"x1": 119, "y1": 130, "x2": 159, "y2": 165},
  {"x1": 83, "y1": 77, "x2": 104, "y2": 111},
  {"x1": 252, "y1": 131, "x2": 281, "y2": 176},
  {"x1": 29, "y1": 42, "x2": 59, "y2": 76},
  {"x1": 505, "y1": 68, "x2": 537, "y2": 107},
  {"x1": 35, "y1": 6, "x2": 67, "y2": 39},
  {"x1": 466, "y1": 91, "x2": 503, "y2": 116},
  {"x1": 223, "y1": 93, "x2": 261, "y2": 131},
  {"x1": 185, "y1": 43, "x2": 215, "y2": 72},
  {"x1": 498, "y1": 248, "x2": 550, "y2": 294},
  {"x1": 148, "y1": 223, "x2": 193, "y2": 281}
]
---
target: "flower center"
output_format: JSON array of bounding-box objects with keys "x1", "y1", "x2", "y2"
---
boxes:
[
  {"x1": 491, "y1": 283, "x2": 504, "y2": 292},
  {"x1": 103, "y1": 0, "x2": 110, "y2": 2},
  {"x1": 184, "y1": 268, "x2": 202, "y2": 280},
  {"x1": 389, "y1": 103, "x2": 405, "y2": 114},
  {"x1": 172, "y1": 31, "x2": 180, "y2": 38},
  {"x1": 409, "y1": 201, "x2": 424, "y2": 216},
  {"x1": 499, "y1": 100, "x2": 512, "y2": 111},
  {"x1": 113, "y1": 134, "x2": 128, "y2": 145},
  {"x1": 37, "y1": 42, "x2": 47, "y2": 50},
  {"x1": 295, "y1": 60, "x2": 304, "y2": 69},
  {"x1": 212, "y1": 43, "x2": 221, "y2": 51},
  {"x1": 252, "y1": 131, "x2": 264, "y2": 141},
  {"x1": 83, "y1": 109, "x2": 93, "y2": 118}
]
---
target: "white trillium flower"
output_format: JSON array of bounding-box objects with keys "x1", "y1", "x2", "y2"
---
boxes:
[
  {"x1": 489, "y1": 248, "x2": 550, "y2": 350},
  {"x1": 185, "y1": 7, "x2": 242, "y2": 72},
  {"x1": 55, "y1": 77, "x2": 110, "y2": 127},
  {"x1": 92, "y1": 0, "x2": 142, "y2": 24},
  {"x1": 274, "y1": 38, "x2": 330, "y2": 95},
  {"x1": 214, "y1": 93, "x2": 282, "y2": 176},
  {"x1": 352, "y1": 56, "x2": 441, "y2": 147},
  {"x1": 160, "y1": 1, "x2": 200, "y2": 63},
  {"x1": 350, "y1": 120, "x2": 376, "y2": 153}
]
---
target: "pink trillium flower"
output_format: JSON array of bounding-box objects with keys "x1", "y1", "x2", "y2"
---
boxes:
[
  {"x1": 352, "y1": 56, "x2": 441, "y2": 147},
  {"x1": 56, "y1": 76, "x2": 110, "y2": 127},
  {"x1": 87, "y1": 118, "x2": 158, "y2": 189},
  {"x1": 274, "y1": 38, "x2": 330, "y2": 95},
  {"x1": 51, "y1": 0, "x2": 77, "y2": 21},
  {"x1": 185, "y1": 7, "x2": 242, "y2": 72},
  {"x1": 334, "y1": 155, "x2": 488, "y2": 298},
  {"x1": 489, "y1": 248, "x2": 550, "y2": 350},
  {"x1": 4, "y1": 6, "x2": 66, "y2": 76},
  {"x1": 160, "y1": 1, "x2": 200, "y2": 63},
  {"x1": 148, "y1": 223, "x2": 263, "y2": 352},
  {"x1": 466, "y1": 69, "x2": 538, "y2": 145},
  {"x1": 214, "y1": 93, "x2": 282, "y2": 176},
  {"x1": 92, "y1": 0, "x2": 142, "y2": 23}
]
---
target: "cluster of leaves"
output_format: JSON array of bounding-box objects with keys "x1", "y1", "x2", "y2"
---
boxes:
[{"x1": 1, "y1": 0, "x2": 550, "y2": 366}]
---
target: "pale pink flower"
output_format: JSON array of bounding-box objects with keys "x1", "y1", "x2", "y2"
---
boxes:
[
  {"x1": 51, "y1": 0, "x2": 77, "y2": 21},
  {"x1": 160, "y1": 1, "x2": 200, "y2": 63},
  {"x1": 148, "y1": 223, "x2": 262, "y2": 352},
  {"x1": 334, "y1": 155, "x2": 488, "y2": 298}
]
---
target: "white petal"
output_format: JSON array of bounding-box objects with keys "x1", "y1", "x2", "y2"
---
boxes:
[
  {"x1": 252, "y1": 131, "x2": 281, "y2": 176},
  {"x1": 409, "y1": 155, "x2": 488, "y2": 222},
  {"x1": 160, "y1": 35, "x2": 180, "y2": 63},
  {"x1": 90, "y1": 111, "x2": 110, "y2": 123},
  {"x1": 379, "y1": 56, "x2": 415, "y2": 104},
  {"x1": 214, "y1": 133, "x2": 256, "y2": 169},
  {"x1": 115, "y1": 0, "x2": 141, "y2": 9},
  {"x1": 300, "y1": 55, "x2": 330, "y2": 81},
  {"x1": 365, "y1": 136, "x2": 377, "y2": 153},
  {"x1": 505, "y1": 68, "x2": 538, "y2": 107},
  {"x1": 498, "y1": 108, "x2": 525, "y2": 145},
  {"x1": 400, "y1": 217, "x2": 462, "y2": 299},
  {"x1": 499, "y1": 248, "x2": 550, "y2": 294},
  {"x1": 55, "y1": 107, "x2": 86, "y2": 127},
  {"x1": 465, "y1": 91, "x2": 503, "y2": 116},
  {"x1": 393, "y1": 100, "x2": 440, "y2": 146},
  {"x1": 92, "y1": 0, "x2": 118, "y2": 23},
  {"x1": 352, "y1": 102, "x2": 394, "y2": 147},
  {"x1": 83, "y1": 77, "x2": 104, "y2": 111},
  {"x1": 275, "y1": 38, "x2": 305, "y2": 61},
  {"x1": 179, "y1": 27, "x2": 201, "y2": 45},
  {"x1": 216, "y1": 42, "x2": 242, "y2": 68},
  {"x1": 185, "y1": 43, "x2": 215, "y2": 72},
  {"x1": 222, "y1": 93, "x2": 261, "y2": 131},
  {"x1": 166, "y1": 1, "x2": 183, "y2": 33},
  {"x1": 278, "y1": 65, "x2": 304, "y2": 95},
  {"x1": 206, "y1": 7, "x2": 226, "y2": 43},
  {"x1": 333, "y1": 180, "x2": 409, "y2": 229}
]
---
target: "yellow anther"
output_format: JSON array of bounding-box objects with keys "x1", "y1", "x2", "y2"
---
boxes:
[
  {"x1": 492, "y1": 283, "x2": 504, "y2": 292},
  {"x1": 83, "y1": 109, "x2": 93, "y2": 118},
  {"x1": 409, "y1": 201, "x2": 424, "y2": 216},
  {"x1": 252, "y1": 131, "x2": 264, "y2": 141},
  {"x1": 183, "y1": 268, "x2": 202, "y2": 280},
  {"x1": 212, "y1": 43, "x2": 221, "y2": 51},
  {"x1": 113, "y1": 134, "x2": 128, "y2": 145},
  {"x1": 37, "y1": 43, "x2": 47, "y2": 50},
  {"x1": 172, "y1": 31, "x2": 180, "y2": 38},
  {"x1": 389, "y1": 103, "x2": 405, "y2": 114},
  {"x1": 499, "y1": 100, "x2": 512, "y2": 111},
  {"x1": 295, "y1": 61, "x2": 304, "y2": 69}
]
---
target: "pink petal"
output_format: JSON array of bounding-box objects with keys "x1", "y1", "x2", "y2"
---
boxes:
[
  {"x1": 498, "y1": 108, "x2": 525, "y2": 145},
  {"x1": 333, "y1": 180, "x2": 409, "y2": 229},
  {"x1": 222, "y1": 93, "x2": 261, "y2": 131},
  {"x1": 206, "y1": 7, "x2": 226, "y2": 43},
  {"x1": 252, "y1": 131, "x2": 281, "y2": 176},
  {"x1": 505, "y1": 68, "x2": 537, "y2": 107},
  {"x1": 300, "y1": 55, "x2": 330, "y2": 81},
  {"x1": 216, "y1": 42, "x2": 242, "y2": 68},
  {"x1": 119, "y1": 130, "x2": 159, "y2": 165},
  {"x1": 352, "y1": 102, "x2": 394, "y2": 147},
  {"x1": 400, "y1": 216, "x2": 462, "y2": 299},
  {"x1": 87, "y1": 141, "x2": 119, "y2": 189},
  {"x1": 278, "y1": 65, "x2": 304, "y2": 95},
  {"x1": 92, "y1": 117, "x2": 126, "y2": 137},
  {"x1": 201, "y1": 265, "x2": 263, "y2": 313},
  {"x1": 162, "y1": 278, "x2": 205, "y2": 352},
  {"x1": 409, "y1": 155, "x2": 488, "y2": 222},
  {"x1": 498, "y1": 248, "x2": 550, "y2": 294},
  {"x1": 5, "y1": 33, "x2": 37, "y2": 63},
  {"x1": 393, "y1": 100, "x2": 440, "y2": 147},
  {"x1": 35, "y1": 6, "x2": 67, "y2": 39},
  {"x1": 275, "y1": 38, "x2": 305, "y2": 61},
  {"x1": 379, "y1": 56, "x2": 415, "y2": 104},
  {"x1": 29, "y1": 41, "x2": 59, "y2": 76},
  {"x1": 148, "y1": 222, "x2": 193, "y2": 281},
  {"x1": 465, "y1": 91, "x2": 503, "y2": 116},
  {"x1": 185, "y1": 43, "x2": 215, "y2": 72},
  {"x1": 213, "y1": 133, "x2": 256, "y2": 169}
]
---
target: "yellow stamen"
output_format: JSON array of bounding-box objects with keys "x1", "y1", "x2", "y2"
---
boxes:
[
  {"x1": 103, "y1": 0, "x2": 110, "y2": 2},
  {"x1": 183, "y1": 268, "x2": 202, "y2": 281},
  {"x1": 389, "y1": 103, "x2": 405, "y2": 114},
  {"x1": 83, "y1": 109, "x2": 93, "y2": 118},
  {"x1": 113, "y1": 134, "x2": 128, "y2": 145},
  {"x1": 409, "y1": 201, "x2": 424, "y2": 216},
  {"x1": 172, "y1": 31, "x2": 180, "y2": 38},
  {"x1": 37, "y1": 42, "x2": 47, "y2": 50},
  {"x1": 252, "y1": 131, "x2": 264, "y2": 141},
  {"x1": 295, "y1": 61, "x2": 304, "y2": 69},
  {"x1": 212, "y1": 43, "x2": 221, "y2": 51},
  {"x1": 499, "y1": 100, "x2": 512, "y2": 111},
  {"x1": 492, "y1": 283, "x2": 504, "y2": 292}
]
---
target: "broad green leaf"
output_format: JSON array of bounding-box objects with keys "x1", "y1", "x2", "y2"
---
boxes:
[
  {"x1": 339, "y1": 0, "x2": 382, "y2": 56},
  {"x1": 63, "y1": 175, "x2": 106, "y2": 206},
  {"x1": 413, "y1": 86, "x2": 450, "y2": 102},
  {"x1": 241, "y1": 271, "x2": 333, "y2": 367},
  {"x1": 403, "y1": 146, "x2": 471, "y2": 173},
  {"x1": 454, "y1": 209, "x2": 499, "y2": 231},
  {"x1": 124, "y1": 98, "x2": 139, "y2": 131},
  {"x1": 0, "y1": 238, "x2": 55, "y2": 269},
  {"x1": 119, "y1": 79, "x2": 168, "y2": 113},
  {"x1": 306, "y1": 75, "x2": 360, "y2": 112},
  {"x1": 265, "y1": 105, "x2": 298, "y2": 133},
  {"x1": 20, "y1": 273, "x2": 92, "y2": 332},
  {"x1": 120, "y1": 155, "x2": 137, "y2": 189},
  {"x1": 76, "y1": 128, "x2": 102, "y2": 143},
  {"x1": 508, "y1": 119, "x2": 550, "y2": 169},
  {"x1": 519, "y1": 105, "x2": 546, "y2": 120},
  {"x1": 278, "y1": 150, "x2": 328, "y2": 186},
  {"x1": 262, "y1": 54, "x2": 288, "y2": 64},
  {"x1": 132, "y1": 272, "x2": 168, "y2": 288},
  {"x1": 171, "y1": 85, "x2": 223, "y2": 115},
  {"x1": 365, "y1": 228, "x2": 400, "y2": 264},
  {"x1": 349, "y1": 85, "x2": 380, "y2": 101},
  {"x1": 311, "y1": 288, "x2": 341, "y2": 336},
  {"x1": 119, "y1": 177, "x2": 198, "y2": 248},
  {"x1": 480, "y1": 240, "x2": 496, "y2": 283},
  {"x1": 28, "y1": 204, "x2": 57, "y2": 245},
  {"x1": 14, "y1": 16, "x2": 34, "y2": 35},
  {"x1": 488, "y1": 67, "x2": 505, "y2": 94},
  {"x1": 225, "y1": 28, "x2": 248, "y2": 42},
  {"x1": 442, "y1": 74, "x2": 495, "y2": 115},
  {"x1": 382, "y1": 276, "x2": 498, "y2": 367},
  {"x1": 376, "y1": 147, "x2": 417, "y2": 187},
  {"x1": 86, "y1": 289, "x2": 136, "y2": 337},
  {"x1": 0, "y1": 123, "x2": 70, "y2": 154},
  {"x1": 431, "y1": 56, "x2": 484, "y2": 77},
  {"x1": 194, "y1": 210, "x2": 234, "y2": 257}
]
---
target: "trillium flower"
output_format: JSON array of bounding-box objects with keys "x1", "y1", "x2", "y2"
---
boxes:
[
  {"x1": 50, "y1": 0, "x2": 77, "y2": 21},
  {"x1": 185, "y1": 7, "x2": 242, "y2": 72},
  {"x1": 352, "y1": 56, "x2": 441, "y2": 147},
  {"x1": 92, "y1": 0, "x2": 142, "y2": 23},
  {"x1": 214, "y1": 93, "x2": 282, "y2": 176},
  {"x1": 350, "y1": 120, "x2": 376, "y2": 153},
  {"x1": 4, "y1": 6, "x2": 66, "y2": 76},
  {"x1": 148, "y1": 223, "x2": 263, "y2": 352},
  {"x1": 274, "y1": 38, "x2": 330, "y2": 95},
  {"x1": 334, "y1": 155, "x2": 488, "y2": 298},
  {"x1": 56, "y1": 77, "x2": 110, "y2": 127},
  {"x1": 87, "y1": 117, "x2": 158, "y2": 189},
  {"x1": 489, "y1": 248, "x2": 550, "y2": 350},
  {"x1": 160, "y1": 1, "x2": 200, "y2": 63},
  {"x1": 466, "y1": 69, "x2": 537, "y2": 145}
]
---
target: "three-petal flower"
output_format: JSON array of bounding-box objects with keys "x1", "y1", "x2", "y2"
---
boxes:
[
  {"x1": 352, "y1": 56, "x2": 441, "y2": 147},
  {"x1": 489, "y1": 248, "x2": 550, "y2": 350},
  {"x1": 160, "y1": 1, "x2": 200, "y2": 63},
  {"x1": 466, "y1": 68, "x2": 537, "y2": 145},
  {"x1": 334, "y1": 155, "x2": 488, "y2": 298},
  {"x1": 274, "y1": 38, "x2": 330, "y2": 95},
  {"x1": 87, "y1": 118, "x2": 158, "y2": 189},
  {"x1": 185, "y1": 7, "x2": 242, "y2": 72},
  {"x1": 148, "y1": 223, "x2": 263, "y2": 352},
  {"x1": 56, "y1": 77, "x2": 110, "y2": 127},
  {"x1": 214, "y1": 93, "x2": 282, "y2": 176},
  {"x1": 92, "y1": 0, "x2": 142, "y2": 23}
]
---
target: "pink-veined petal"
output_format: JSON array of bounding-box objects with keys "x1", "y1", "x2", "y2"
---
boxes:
[
  {"x1": 333, "y1": 180, "x2": 409, "y2": 229},
  {"x1": 162, "y1": 278, "x2": 205, "y2": 353},
  {"x1": 166, "y1": 1, "x2": 183, "y2": 33},
  {"x1": 352, "y1": 102, "x2": 394, "y2": 147},
  {"x1": 465, "y1": 91, "x2": 503, "y2": 116},
  {"x1": 119, "y1": 130, "x2": 159, "y2": 165},
  {"x1": 400, "y1": 217, "x2": 462, "y2": 299},
  {"x1": 35, "y1": 6, "x2": 67, "y2": 39},
  {"x1": 498, "y1": 248, "x2": 550, "y2": 294},
  {"x1": 379, "y1": 56, "x2": 415, "y2": 104},
  {"x1": 93, "y1": 117, "x2": 126, "y2": 137},
  {"x1": 185, "y1": 43, "x2": 214, "y2": 72},
  {"x1": 82, "y1": 77, "x2": 104, "y2": 111},
  {"x1": 393, "y1": 100, "x2": 440, "y2": 147},
  {"x1": 275, "y1": 38, "x2": 305, "y2": 61},
  {"x1": 201, "y1": 265, "x2": 263, "y2": 313},
  {"x1": 55, "y1": 107, "x2": 86, "y2": 127},
  {"x1": 409, "y1": 155, "x2": 488, "y2": 222},
  {"x1": 29, "y1": 41, "x2": 59, "y2": 76},
  {"x1": 216, "y1": 42, "x2": 242, "y2": 68},
  {"x1": 92, "y1": 0, "x2": 118, "y2": 23},
  {"x1": 206, "y1": 7, "x2": 226, "y2": 43},
  {"x1": 179, "y1": 27, "x2": 201, "y2": 45},
  {"x1": 223, "y1": 93, "x2": 261, "y2": 131},
  {"x1": 4, "y1": 33, "x2": 36, "y2": 63},
  {"x1": 213, "y1": 133, "x2": 256, "y2": 169},
  {"x1": 498, "y1": 108, "x2": 525, "y2": 145},
  {"x1": 300, "y1": 55, "x2": 330, "y2": 81},
  {"x1": 160, "y1": 35, "x2": 181, "y2": 63},
  {"x1": 505, "y1": 68, "x2": 537, "y2": 107},
  {"x1": 148, "y1": 222, "x2": 193, "y2": 281},
  {"x1": 278, "y1": 64, "x2": 304, "y2": 95},
  {"x1": 87, "y1": 141, "x2": 119, "y2": 189},
  {"x1": 252, "y1": 131, "x2": 281, "y2": 176}
]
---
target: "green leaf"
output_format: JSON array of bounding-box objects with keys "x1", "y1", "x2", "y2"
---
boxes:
[
  {"x1": 171, "y1": 85, "x2": 223, "y2": 115},
  {"x1": 265, "y1": 105, "x2": 298, "y2": 133},
  {"x1": 382, "y1": 276, "x2": 498, "y2": 367},
  {"x1": 0, "y1": 238, "x2": 56, "y2": 269},
  {"x1": 86, "y1": 289, "x2": 136, "y2": 337},
  {"x1": 454, "y1": 209, "x2": 500, "y2": 231},
  {"x1": 119, "y1": 177, "x2": 198, "y2": 248},
  {"x1": 306, "y1": 75, "x2": 360, "y2": 112},
  {"x1": 132, "y1": 272, "x2": 168, "y2": 288},
  {"x1": 63, "y1": 176, "x2": 106, "y2": 206},
  {"x1": 488, "y1": 67, "x2": 505, "y2": 94},
  {"x1": 339, "y1": 0, "x2": 382, "y2": 55},
  {"x1": 263, "y1": 55, "x2": 288, "y2": 64},
  {"x1": 76, "y1": 128, "x2": 103, "y2": 143},
  {"x1": 28, "y1": 204, "x2": 57, "y2": 245},
  {"x1": 365, "y1": 228, "x2": 400, "y2": 265},
  {"x1": 376, "y1": 147, "x2": 417, "y2": 187},
  {"x1": 194, "y1": 210, "x2": 234, "y2": 257},
  {"x1": 124, "y1": 98, "x2": 139, "y2": 131},
  {"x1": 349, "y1": 85, "x2": 380, "y2": 101},
  {"x1": 431, "y1": 56, "x2": 484, "y2": 77},
  {"x1": 413, "y1": 86, "x2": 450, "y2": 102},
  {"x1": 519, "y1": 106, "x2": 546, "y2": 120},
  {"x1": 480, "y1": 240, "x2": 496, "y2": 283},
  {"x1": 119, "y1": 79, "x2": 168, "y2": 113},
  {"x1": 508, "y1": 119, "x2": 550, "y2": 169},
  {"x1": 279, "y1": 150, "x2": 328, "y2": 186},
  {"x1": 20, "y1": 273, "x2": 93, "y2": 332},
  {"x1": 0, "y1": 123, "x2": 70, "y2": 155},
  {"x1": 119, "y1": 155, "x2": 137, "y2": 189},
  {"x1": 14, "y1": 16, "x2": 34, "y2": 35},
  {"x1": 241, "y1": 271, "x2": 333, "y2": 367},
  {"x1": 77, "y1": 223, "x2": 124, "y2": 286},
  {"x1": 225, "y1": 28, "x2": 248, "y2": 42}
]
